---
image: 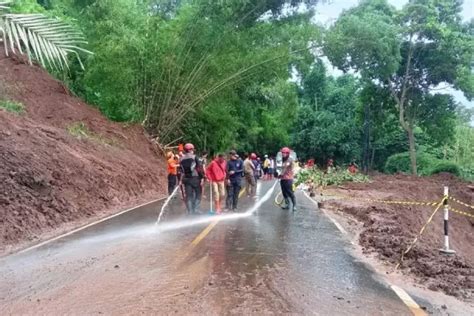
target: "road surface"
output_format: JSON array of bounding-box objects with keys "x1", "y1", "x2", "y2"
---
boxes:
[{"x1": 0, "y1": 180, "x2": 420, "y2": 315}]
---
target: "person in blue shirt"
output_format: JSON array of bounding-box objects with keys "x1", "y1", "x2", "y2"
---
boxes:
[{"x1": 226, "y1": 150, "x2": 244, "y2": 212}]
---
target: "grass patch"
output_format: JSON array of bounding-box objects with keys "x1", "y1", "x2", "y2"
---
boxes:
[
  {"x1": 67, "y1": 121, "x2": 120, "y2": 147},
  {"x1": 0, "y1": 99, "x2": 25, "y2": 114}
]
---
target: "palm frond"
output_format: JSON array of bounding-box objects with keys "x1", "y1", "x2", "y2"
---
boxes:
[
  {"x1": 0, "y1": 2, "x2": 10, "y2": 12},
  {"x1": 0, "y1": 5, "x2": 92, "y2": 70}
]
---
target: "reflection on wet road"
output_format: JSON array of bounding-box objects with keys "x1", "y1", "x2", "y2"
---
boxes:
[{"x1": 0, "y1": 180, "x2": 412, "y2": 315}]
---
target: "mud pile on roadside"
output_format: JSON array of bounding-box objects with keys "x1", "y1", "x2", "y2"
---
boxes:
[
  {"x1": 320, "y1": 173, "x2": 474, "y2": 301},
  {"x1": 0, "y1": 50, "x2": 167, "y2": 254}
]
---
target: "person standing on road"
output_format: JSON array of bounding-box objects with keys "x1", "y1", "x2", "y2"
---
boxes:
[
  {"x1": 268, "y1": 156, "x2": 275, "y2": 180},
  {"x1": 180, "y1": 143, "x2": 204, "y2": 215},
  {"x1": 167, "y1": 151, "x2": 179, "y2": 195},
  {"x1": 226, "y1": 150, "x2": 244, "y2": 211},
  {"x1": 254, "y1": 157, "x2": 262, "y2": 181},
  {"x1": 206, "y1": 153, "x2": 227, "y2": 214},
  {"x1": 263, "y1": 155, "x2": 270, "y2": 180},
  {"x1": 279, "y1": 147, "x2": 297, "y2": 212},
  {"x1": 244, "y1": 153, "x2": 257, "y2": 197}
]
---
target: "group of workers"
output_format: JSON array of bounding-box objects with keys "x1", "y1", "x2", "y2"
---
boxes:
[{"x1": 166, "y1": 144, "x2": 297, "y2": 215}]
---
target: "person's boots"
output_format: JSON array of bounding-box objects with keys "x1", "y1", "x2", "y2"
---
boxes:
[
  {"x1": 216, "y1": 200, "x2": 222, "y2": 214},
  {"x1": 281, "y1": 198, "x2": 290, "y2": 210},
  {"x1": 291, "y1": 197, "x2": 297, "y2": 212}
]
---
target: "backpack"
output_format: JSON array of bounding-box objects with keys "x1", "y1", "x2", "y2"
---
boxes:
[{"x1": 181, "y1": 154, "x2": 203, "y2": 178}]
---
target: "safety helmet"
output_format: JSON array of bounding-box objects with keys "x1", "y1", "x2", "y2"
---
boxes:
[
  {"x1": 184, "y1": 143, "x2": 195, "y2": 152},
  {"x1": 281, "y1": 147, "x2": 291, "y2": 154},
  {"x1": 250, "y1": 153, "x2": 257, "y2": 159}
]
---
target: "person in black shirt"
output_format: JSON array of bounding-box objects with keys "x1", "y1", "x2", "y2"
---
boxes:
[
  {"x1": 226, "y1": 150, "x2": 244, "y2": 212},
  {"x1": 179, "y1": 143, "x2": 204, "y2": 214}
]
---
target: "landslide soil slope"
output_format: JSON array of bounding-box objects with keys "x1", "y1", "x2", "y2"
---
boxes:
[
  {"x1": 0, "y1": 51, "x2": 166, "y2": 255},
  {"x1": 321, "y1": 174, "x2": 474, "y2": 302}
]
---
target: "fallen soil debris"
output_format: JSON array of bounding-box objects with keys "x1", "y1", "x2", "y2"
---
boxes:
[
  {"x1": 320, "y1": 173, "x2": 474, "y2": 302},
  {"x1": 0, "y1": 50, "x2": 166, "y2": 255}
]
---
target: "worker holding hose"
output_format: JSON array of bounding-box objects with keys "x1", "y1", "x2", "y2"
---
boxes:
[{"x1": 279, "y1": 147, "x2": 297, "y2": 212}]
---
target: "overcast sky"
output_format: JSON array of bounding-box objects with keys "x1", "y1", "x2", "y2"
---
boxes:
[{"x1": 312, "y1": 0, "x2": 474, "y2": 109}]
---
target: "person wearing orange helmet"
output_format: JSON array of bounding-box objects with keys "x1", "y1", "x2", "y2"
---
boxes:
[
  {"x1": 244, "y1": 153, "x2": 257, "y2": 197},
  {"x1": 179, "y1": 143, "x2": 204, "y2": 215},
  {"x1": 279, "y1": 147, "x2": 297, "y2": 211}
]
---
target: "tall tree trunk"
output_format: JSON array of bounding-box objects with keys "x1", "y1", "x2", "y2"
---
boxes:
[
  {"x1": 362, "y1": 102, "x2": 371, "y2": 174},
  {"x1": 407, "y1": 125, "x2": 417, "y2": 175}
]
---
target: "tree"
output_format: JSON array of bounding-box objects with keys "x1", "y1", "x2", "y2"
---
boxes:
[
  {"x1": 46, "y1": 0, "x2": 320, "y2": 147},
  {"x1": 293, "y1": 62, "x2": 362, "y2": 165},
  {"x1": 0, "y1": 0, "x2": 90, "y2": 70},
  {"x1": 325, "y1": 0, "x2": 474, "y2": 174}
]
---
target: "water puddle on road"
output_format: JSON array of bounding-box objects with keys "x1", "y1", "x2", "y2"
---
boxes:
[
  {"x1": 40, "y1": 181, "x2": 279, "y2": 252},
  {"x1": 155, "y1": 180, "x2": 278, "y2": 232}
]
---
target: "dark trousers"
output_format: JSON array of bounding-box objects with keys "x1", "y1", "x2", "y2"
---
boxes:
[
  {"x1": 280, "y1": 179, "x2": 296, "y2": 207},
  {"x1": 168, "y1": 174, "x2": 177, "y2": 195},
  {"x1": 182, "y1": 177, "x2": 202, "y2": 214},
  {"x1": 226, "y1": 181, "x2": 241, "y2": 210}
]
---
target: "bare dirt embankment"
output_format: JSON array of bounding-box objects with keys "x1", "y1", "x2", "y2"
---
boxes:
[
  {"x1": 320, "y1": 174, "x2": 474, "y2": 302},
  {"x1": 0, "y1": 50, "x2": 167, "y2": 255}
]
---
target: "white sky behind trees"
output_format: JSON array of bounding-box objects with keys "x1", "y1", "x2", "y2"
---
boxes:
[{"x1": 312, "y1": 0, "x2": 474, "y2": 109}]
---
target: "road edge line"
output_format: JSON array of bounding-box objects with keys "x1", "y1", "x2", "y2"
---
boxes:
[
  {"x1": 391, "y1": 285, "x2": 427, "y2": 316},
  {"x1": 14, "y1": 197, "x2": 166, "y2": 255},
  {"x1": 302, "y1": 190, "x2": 348, "y2": 235},
  {"x1": 302, "y1": 190, "x2": 426, "y2": 316}
]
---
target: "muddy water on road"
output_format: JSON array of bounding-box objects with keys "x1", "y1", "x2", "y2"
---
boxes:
[{"x1": 0, "y1": 181, "x2": 411, "y2": 315}]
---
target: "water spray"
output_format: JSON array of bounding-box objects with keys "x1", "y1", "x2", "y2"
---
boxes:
[{"x1": 155, "y1": 185, "x2": 180, "y2": 226}]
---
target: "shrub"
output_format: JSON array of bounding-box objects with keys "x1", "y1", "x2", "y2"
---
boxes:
[
  {"x1": 384, "y1": 152, "x2": 440, "y2": 175},
  {"x1": 296, "y1": 168, "x2": 369, "y2": 187},
  {"x1": 0, "y1": 99, "x2": 24, "y2": 114},
  {"x1": 429, "y1": 162, "x2": 461, "y2": 177},
  {"x1": 67, "y1": 121, "x2": 119, "y2": 147},
  {"x1": 385, "y1": 152, "x2": 463, "y2": 177},
  {"x1": 459, "y1": 166, "x2": 474, "y2": 181}
]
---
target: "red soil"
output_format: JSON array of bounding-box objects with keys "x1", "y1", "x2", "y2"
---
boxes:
[
  {"x1": 0, "y1": 49, "x2": 167, "y2": 255},
  {"x1": 321, "y1": 173, "x2": 474, "y2": 301}
]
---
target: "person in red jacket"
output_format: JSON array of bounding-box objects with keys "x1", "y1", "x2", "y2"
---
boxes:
[{"x1": 206, "y1": 153, "x2": 227, "y2": 214}]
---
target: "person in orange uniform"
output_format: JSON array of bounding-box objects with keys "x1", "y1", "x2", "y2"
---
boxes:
[
  {"x1": 167, "y1": 151, "x2": 179, "y2": 195},
  {"x1": 206, "y1": 153, "x2": 227, "y2": 214}
]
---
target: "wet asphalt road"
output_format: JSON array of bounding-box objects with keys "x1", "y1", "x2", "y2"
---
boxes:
[{"x1": 0, "y1": 180, "x2": 413, "y2": 315}]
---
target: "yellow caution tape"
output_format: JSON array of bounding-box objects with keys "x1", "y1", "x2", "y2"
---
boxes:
[
  {"x1": 449, "y1": 206, "x2": 474, "y2": 219},
  {"x1": 322, "y1": 192, "x2": 439, "y2": 207},
  {"x1": 394, "y1": 197, "x2": 446, "y2": 271},
  {"x1": 448, "y1": 196, "x2": 474, "y2": 210}
]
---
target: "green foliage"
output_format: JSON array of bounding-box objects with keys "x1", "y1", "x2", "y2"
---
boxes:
[
  {"x1": 385, "y1": 152, "x2": 462, "y2": 177},
  {"x1": 45, "y1": 0, "x2": 319, "y2": 145},
  {"x1": 459, "y1": 166, "x2": 474, "y2": 181},
  {"x1": 429, "y1": 161, "x2": 461, "y2": 177},
  {"x1": 296, "y1": 168, "x2": 370, "y2": 187},
  {"x1": 385, "y1": 152, "x2": 435, "y2": 175},
  {"x1": 0, "y1": 99, "x2": 24, "y2": 114},
  {"x1": 0, "y1": 1, "x2": 91, "y2": 71},
  {"x1": 293, "y1": 64, "x2": 362, "y2": 164},
  {"x1": 67, "y1": 121, "x2": 119, "y2": 146},
  {"x1": 325, "y1": 0, "x2": 474, "y2": 174},
  {"x1": 8, "y1": 0, "x2": 45, "y2": 13}
]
